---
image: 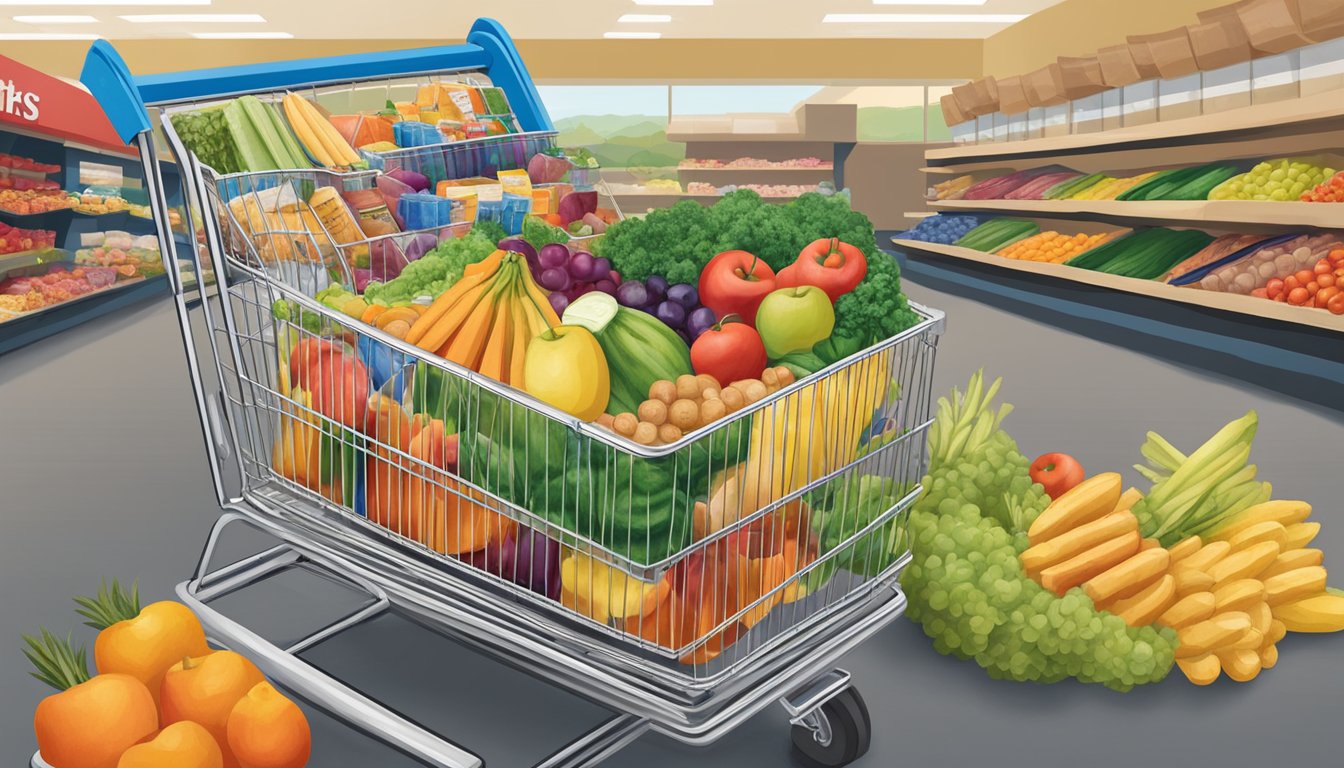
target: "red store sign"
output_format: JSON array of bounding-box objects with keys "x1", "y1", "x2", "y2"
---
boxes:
[{"x1": 0, "y1": 53, "x2": 132, "y2": 155}]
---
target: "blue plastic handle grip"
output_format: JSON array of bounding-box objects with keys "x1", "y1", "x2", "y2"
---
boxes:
[{"x1": 80, "y1": 17, "x2": 554, "y2": 145}]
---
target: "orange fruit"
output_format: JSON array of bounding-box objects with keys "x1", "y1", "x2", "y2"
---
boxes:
[
  {"x1": 226, "y1": 682, "x2": 312, "y2": 768},
  {"x1": 93, "y1": 601, "x2": 208, "y2": 710},
  {"x1": 35, "y1": 673, "x2": 159, "y2": 768},
  {"x1": 161, "y1": 652, "x2": 265, "y2": 768},
  {"x1": 117, "y1": 721, "x2": 223, "y2": 768}
]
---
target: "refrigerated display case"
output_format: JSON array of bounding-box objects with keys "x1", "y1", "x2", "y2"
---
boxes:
[
  {"x1": 0, "y1": 53, "x2": 171, "y2": 355},
  {"x1": 76, "y1": 17, "x2": 942, "y2": 767}
]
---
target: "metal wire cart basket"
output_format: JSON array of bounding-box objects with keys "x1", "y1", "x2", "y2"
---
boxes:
[{"x1": 77, "y1": 18, "x2": 945, "y2": 768}]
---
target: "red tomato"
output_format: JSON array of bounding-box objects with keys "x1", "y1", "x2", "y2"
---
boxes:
[
  {"x1": 1316, "y1": 286, "x2": 1341, "y2": 308},
  {"x1": 690, "y1": 318, "x2": 768, "y2": 386},
  {"x1": 1295, "y1": 269, "x2": 1316, "y2": 285},
  {"x1": 291, "y1": 339, "x2": 370, "y2": 430},
  {"x1": 1315, "y1": 260, "x2": 1334, "y2": 275},
  {"x1": 1319, "y1": 273, "x2": 1338, "y2": 289},
  {"x1": 1029, "y1": 453, "x2": 1085, "y2": 500},
  {"x1": 1250, "y1": 288, "x2": 1269, "y2": 299},
  {"x1": 1288, "y1": 287, "x2": 1311, "y2": 305},
  {"x1": 1265, "y1": 277, "x2": 1285, "y2": 299},
  {"x1": 697, "y1": 251, "x2": 776, "y2": 328},
  {"x1": 1329, "y1": 292, "x2": 1344, "y2": 315},
  {"x1": 1284, "y1": 275, "x2": 1302, "y2": 291}
]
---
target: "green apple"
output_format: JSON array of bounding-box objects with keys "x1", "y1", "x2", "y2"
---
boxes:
[
  {"x1": 523, "y1": 325, "x2": 611, "y2": 421},
  {"x1": 754, "y1": 286, "x2": 835, "y2": 358}
]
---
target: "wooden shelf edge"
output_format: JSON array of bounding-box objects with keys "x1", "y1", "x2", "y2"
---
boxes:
[
  {"x1": 889, "y1": 237, "x2": 1344, "y2": 334},
  {"x1": 676, "y1": 166, "x2": 835, "y2": 173},
  {"x1": 928, "y1": 199, "x2": 1344, "y2": 229},
  {"x1": 926, "y1": 93, "x2": 1344, "y2": 165}
]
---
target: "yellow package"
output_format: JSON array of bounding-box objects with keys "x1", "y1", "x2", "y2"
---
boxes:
[
  {"x1": 497, "y1": 169, "x2": 532, "y2": 201},
  {"x1": 438, "y1": 186, "x2": 479, "y2": 223}
]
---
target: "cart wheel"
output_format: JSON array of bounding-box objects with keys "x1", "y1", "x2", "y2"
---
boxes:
[{"x1": 789, "y1": 686, "x2": 871, "y2": 767}]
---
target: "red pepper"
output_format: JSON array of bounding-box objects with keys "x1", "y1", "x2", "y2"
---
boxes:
[{"x1": 776, "y1": 238, "x2": 867, "y2": 302}]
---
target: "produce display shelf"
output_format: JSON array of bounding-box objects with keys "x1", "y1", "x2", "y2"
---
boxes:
[
  {"x1": 0, "y1": 273, "x2": 167, "y2": 356},
  {"x1": 613, "y1": 192, "x2": 804, "y2": 208},
  {"x1": 927, "y1": 199, "x2": 1344, "y2": 230},
  {"x1": 0, "y1": 247, "x2": 63, "y2": 269},
  {"x1": 676, "y1": 166, "x2": 835, "y2": 173},
  {"x1": 666, "y1": 130, "x2": 834, "y2": 143},
  {"x1": 890, "y1": 238, "x2": 1344, "y2": 334},
  {"x1": 925, "y1": 93, "x2": 1344, "y2": 167}
]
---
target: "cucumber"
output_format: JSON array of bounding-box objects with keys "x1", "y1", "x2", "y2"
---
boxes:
[
  {"x1": 238, "y1": 96, "x2": 290, "y2": 171},
  {"x1": 222, "y1": 98, "x2": 278, "y2": 172}
]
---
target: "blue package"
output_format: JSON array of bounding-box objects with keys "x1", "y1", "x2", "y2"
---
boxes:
[
  {"x1": 397, "y1": 192, "x2": 456, "y2": 230},
  {"x1": 499, "y1": 192, "x2": 532, "y2": 236}
]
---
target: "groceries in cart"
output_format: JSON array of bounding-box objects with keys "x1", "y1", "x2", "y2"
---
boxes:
[
  {"x1": 25, "y1": 579, "x2": 313, "y2": 768},
  {"x1": 262, "y1": 188, "x2": 931, "y2": 666}
]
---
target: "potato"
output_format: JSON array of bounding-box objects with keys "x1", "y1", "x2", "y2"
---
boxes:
[
  {"x1": 775, "y1": 366, "x2": 795, "y2": 385},
  {"x1": 668, "y1": 399, "x2": 700, "y2": 431},
  {"x1": 675, "y1": 375, "x2": 701, "y2": 401},
  {"x1": 649, "y1": 380, "x2": 676, "y2": 405},
  {"x1": 658, "y1": 423, "x2": 683, "y2": 444},
  {"x1": 633, "y1": 422, "x2": 658, "y2": 445},
  {"x1": 700, "y1": 398, "x2": 727, "y2": 425},
  {"x1": 637, "y1": 399, "x2": 668, "y2": 426},
  {"x1": 613, "y1": 413, "x2": 638, "y2": 436},
  {"x1": 696, "y1": 374, "x2": 720, "y2": 392},
  {"x1": 720, "y1": 387, "x2": 745, "y2": 412},
  {"x1": 760, "y1": 368, "x2": 778, "y2": 388}
]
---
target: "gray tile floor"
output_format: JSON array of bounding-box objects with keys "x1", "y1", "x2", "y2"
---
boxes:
[{"x1": 3, "y1": 277, "x2": 1339, "y2": 766}]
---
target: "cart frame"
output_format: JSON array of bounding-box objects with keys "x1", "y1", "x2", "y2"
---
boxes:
[{"x1": 72, "y1": 18, "x2": 946, "y2": 768}]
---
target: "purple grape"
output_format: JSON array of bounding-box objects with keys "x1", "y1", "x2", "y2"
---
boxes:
[
  {"x1": 616, "y1": 280, "x2": 649, "y2": 307},
  {"x1": 590, "y1": 257, "x2": 612, "y2": 282},
  {"x1": 666, "y1": 283, "x2": 698, "y2": 309},
  {"x1": 655, "y1": 300, "x2": 686, "y2": 329},
  {"x1": 539, "y1": 243, "x2": 570, "y2": 270},
  {"x1": 539, "y1": 267, "x2": 572, "y2": 292},
  {"x1": 646, "y1": 275, "x2": 668, "y2": 301},
  {"x1": 609, "y1": 270, "x2": 622, "y2": 285},
  {"x1": 687, "y1": 306, "x2": 717, "y2": 339},
  {"x1": 594, "y1": 279, "x2": 617, "y2": 296},
  {"x1": 566, "y1": 284, "x2": 589, "y2": 301},
  {"x1": 568, "y1": 251, "x2": 595, "y2": 281},
  {"x1": 677, "y1": 329, "x2": 693, "y2": 346},
  {"x1": 548, "y1": 292, "x2": 570, "y2": 315}
]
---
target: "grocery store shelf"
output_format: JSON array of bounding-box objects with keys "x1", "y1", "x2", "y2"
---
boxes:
[
  {"x1": 927, "y1": 199, "x2": 1344, "y2": 230},
  {"x1": 666, "y1": 130, "x2": 832, "y2": 143},
  {"x1": 612, "y1": 192, "x2": 802, "y2": 209},
  {"x1": 925, "y1": 94, "x2": 1344, "y2": 167},
  {"x1": 890, "y1": 238, "x2": 1344, "y2": 334},
  {"x1": 0, "y1": 274, "x2": 168, "y2": 356},
  {"x1": 0, "y1": 247, "x2": 63, "y2": 270},
  {"x1": 677, "y1": 166, "x2": 834, "y2": 173}
]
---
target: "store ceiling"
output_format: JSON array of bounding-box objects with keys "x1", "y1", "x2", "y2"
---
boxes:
[{"x1": 0, "y1": 0, "x2": 1067, "y2": 41}]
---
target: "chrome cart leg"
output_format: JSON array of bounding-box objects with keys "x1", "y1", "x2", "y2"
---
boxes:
[
  {"x1": 781, "y1": 670, "x2": 873, "y2": 768},
  {"x1": 178, "y1": 514, "x2": 484, "y2": 768}
]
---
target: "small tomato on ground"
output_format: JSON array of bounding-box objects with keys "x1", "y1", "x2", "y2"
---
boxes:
[{"x1": 1029, "y1": 452, "x2": 1085, "y2": 500}]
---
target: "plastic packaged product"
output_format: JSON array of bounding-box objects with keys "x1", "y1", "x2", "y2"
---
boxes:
[
  {"x1": 392, "y1": 121, "x2": 444, "y2": 149},
  {"x1": 342, "y1": 187, "x2": 400, "y2": 238},
  {"x1": 1162, "y1": 233, "x2": 1274, "y2": 282},
  {"x1": 376, "y1": 173, "x2": 415, "y2": 229},
  {"x1": 475, "y1": 86, "x2": 511, "y2": 116},
  {"x1": 397, "y1": 192, "x2": 460, "y2": 230},
  {"x1": 499, "y1": 192, "x2": 532, "y2": 236},
  {"x1": 437, "y1": 120, "x2": 467, "y2": 142}
]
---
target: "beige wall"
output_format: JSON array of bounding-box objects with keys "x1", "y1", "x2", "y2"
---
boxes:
[
  {"x1": 982, "y1": 0, "x2": 1224, "y2": 75},
  {"x1": 4, "y1": 38, "x2": 983, "y2": 83}
]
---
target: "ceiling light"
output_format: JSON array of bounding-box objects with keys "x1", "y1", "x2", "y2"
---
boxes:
[
  {"x1": 633, "y1": 0, "x2": 711, "y2": 6},
  {"x1": 0, "y1": 32, "x2": 99, "y2": 39},
  {"x1": 604, "y1": 31, "x2": 662, "y2": 39},
  {"x1": 874, "y1": 0, "x2": 988, "y2": 5},
  {"x1": 121, "y1": 13, "x2": 263, "y2": 23},
  {"x1": 191, "y1": 31, "x2": 293, "y2": 39},
  {"x1": 13, "y1": 15, "x2": 98, "y2": 23},
  {"x1": 0, "y1": 0, "x2": 208, "y2": 5},
  {"x1": 823, "y1": 13, "x2": 1027, "y2": 23},
  {"x1": 618, "y1": 14, "x2": 672, "y2": 23}
]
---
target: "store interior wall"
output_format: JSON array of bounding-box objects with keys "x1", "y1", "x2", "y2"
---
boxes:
[
  {"x1": 0, "y1": 38, "x2": 984, "y2": 82},
  {"x1": 982, "y1": 0, "x2": 1228, "y2": 74}
]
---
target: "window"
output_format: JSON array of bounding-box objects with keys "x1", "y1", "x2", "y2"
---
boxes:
[
  {"x1": 926, "y1": 86, "x2": 955, "y2": 142},
  {"x1": 536, "y1": 85, "x2": 680, "y2": 174}
]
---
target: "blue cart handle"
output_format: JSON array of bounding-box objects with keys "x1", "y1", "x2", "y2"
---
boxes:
[{"x1": 80, "y1": 17, "x2": 553, "y2": 145}]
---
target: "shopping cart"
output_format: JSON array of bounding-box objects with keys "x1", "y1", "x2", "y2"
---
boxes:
[{"x1": 71, "y1": 18, "x2": 945, "y2": 768}]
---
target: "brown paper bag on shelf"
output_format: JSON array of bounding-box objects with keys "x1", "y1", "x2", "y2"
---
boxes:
[
  {"x1": 997, "y1": 75, "x2": 1032, "y2": 114},
  {"x1": 1024, "y1": 64, "x2": 1069, "y2": 107},
  {"x1": 940, "y1": 93, "x2": 970, "y2": 126},
  {"x1": 1238, "y1": 0, "x2": 1315, "y2": 54},
  {"x1": 1058, "y1": 55, "x2": 1108, "y2": 98},
  {"x1": 1189, "y1": 17, "x2": 1255, "y2": 69},
  {"x1": 1098, "y1": 44, "x2": 1143, "y2": 87},
  {"x1": 1299, "y1": 0, "x2": 1344, "y2": 41},
  {"x1": 971, "y1": 76, "x2": 1000, "y2": 113},
  {"x1": 1148, "y1": 27, "x2": 1201, "y2": 78},
  {"x1": 1127, "y1": 34, "x2": 1164, "y2": 79},
  {"x1": 951, "y1": 81, "x2": 982, "y2": 117}
]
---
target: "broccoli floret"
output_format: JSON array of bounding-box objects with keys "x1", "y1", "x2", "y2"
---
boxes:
[
  {"x1": 471, "y1": 218, "x2": 507, "y2": 246},
  {"x1": 827, "y1": 251, "x2": 919, "y2": 358}
]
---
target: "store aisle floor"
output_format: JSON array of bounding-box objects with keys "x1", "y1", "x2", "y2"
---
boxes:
[{"x1": 2, "y1": 277, "x2": 1339, "y2": 766}]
